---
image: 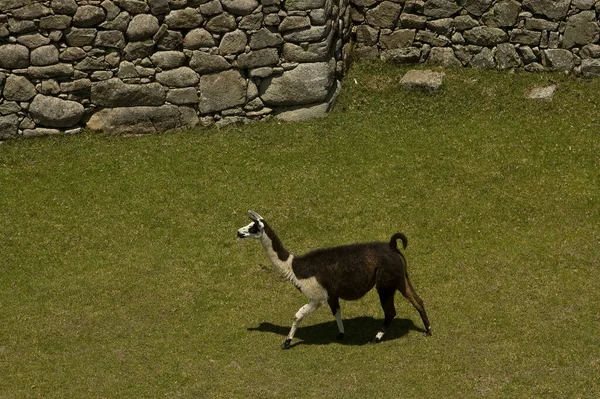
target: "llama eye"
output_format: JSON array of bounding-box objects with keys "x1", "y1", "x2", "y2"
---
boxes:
[{"x1": 249, "y1": 223, "x2": 260, "y2": 233}]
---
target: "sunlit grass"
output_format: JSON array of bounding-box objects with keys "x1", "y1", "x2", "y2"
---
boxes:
[{"x1": 1, "y1": 63, "x2": 599, "y2": 398}]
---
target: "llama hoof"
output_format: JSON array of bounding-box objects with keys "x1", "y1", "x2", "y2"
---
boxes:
[
  {"x1": 336, "y1": 333, "x2": 344, "y2": 341},
  {"x1": 368, "y1": 338, "x2": 381, "y2": 345},
  {"x1": 424, "y1": 328, "x2": 432, "y2": 337},
  {"x1": 281, "y1": 339, "x2": 292, "y2": 349}
]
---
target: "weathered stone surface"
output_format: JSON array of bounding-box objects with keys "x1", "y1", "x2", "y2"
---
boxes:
[
  {"x1": 458, "y1": 0, "x2": 493, "y2": 16},
  {"x1": 221, "y1": 0, "x2": 258, "y2": 15},
  {"x1": 482, "y1": 0, "x2": 521, "y2": 27},
  {"x1": 123, "y1": 40, "x2": 155, "y2": 61},
  {"x1": 73, "y1": 5, "x2": 106, "y2": 27},
  {"x1": 563, "y1": 11, "x2": 600, "y2": 49},
  {"x1": 366, "y1": 1, "x2": 402, "y2": 29},
  {"x1": 285, "y1": 0, "x2": 326, "y2": 10},
  {"x1": 526, "y1": 84, "x2": 556, "y2": 99},
  {"x1": 381, "y1": 47, "x2": 421, "y2": 64},
  {"x1": 522, "y1": 0, "x2": 569, "y2": 21},
  {"x1": 237, "y1": 48, "x2": 279, "y2": 69},
  {"x1": 30, "y1": 45, "x2": 60, "y2": 66},
  {"x1": 148, "y1": 0, "x2": 170, "y2": 15},
  {"x1": 119, "y1": 0, "x2": 150, "y2": 14},
  {"x1": 157, "y1": 30, "x2": 183, "y2": 50},
  {"x1": 495, "y1": 42, "x2": 521, "y2": 69},
  {"x1": 463, "y1": 26, "x2": 508, "y2": 45},
  {"x1": 87, "y1": 105, "x2": 198, "y2": 134},
  {"x1": 283, "y1": 41, "x2": 330, "y2": 62},
  {"x1": 95, "y1": 30, "x2": 126, "y2": 48},
  {"x1": 39, "y1": 15, "x2": 72, "y2": 30},
  {"x1": 16, "y1": 33, "x2": 51, "y2": 49},
  {"x1": 509, "y1": 29, "x2": 541, "y2": 46},
  {"x1": 0, "y1": 44, "x2": 29, "y2": 68},
  {"x1": 0, "y1": 114, "x2": 19, "y2": 139},
  {"x1": 260, "y1": 61, "x2": 334, "y2": 106},
  {"x1": 189, "y1": 51, "x2": 231, "y2": 73},
  {"x1": 166, "y1": 87, "x2": 198, "y2": 105},
  {"x1": 28, "y1": 64, "x2": 74, "y2": 78},
  {"x1": 205, "y1": 12, "x2": 237, "y2": 33},
  {"x1": 198, "y1": 69, "x2": 246, "y2": 113},
  {"x1": 219, "y1": 29, "x2": 247, "y2": 55},
  {"x1": 453, "y1": 15, "x2": 479, "y2": 31},
  {"x1": 199, "y1": 0, "x2": 223, "y2": 15},
  {"x1": 183, "y1": 28, "x2": 215, "y2": 49},
  {"x1": 400, "y1": 69, "x2": 445, "y2": 91},
  {"x1": 469, "y1": 47, "x2": 495, "y2": 68},
  {"x1": 543, "y1": 49, "x2": 574, "y2": 71},
  {"x1": 29, "y1": 94, "x2": 85, "y2": 128},
  {"x1": 91, "y1": 78, "x2": 166, "y2": 107},
  {"x1": 156, "y1": 67, "x2": 199, "y2": 88},
  {"x1": 150, "y1": 51, "x2": 186, "y2": 69},
  {"x1": 279, "y1": 16, "x2": 311, "y2": 32},
  {"x1": 3, "y1": 74, "x2": 36, "y2": 101},
  {"x1": 50, "y1": 0, "x2": 78, "y2": 15},
  {"x1": 427, "y1": 47, "x2": 462, "y2": 67},
  {"x1": 127, "y1": 14, "x2": 160, "y2": 40},
  {"x1": 250, "y1": 28, "x2": 283, "y2": 50},
  {"x1": 381, "y1": 29, "x2": 416, "y2": 49},
  {"x1": 424, "y1": 0, "x2": 462, "y2": 18},
  {"x1": 66, "y1": 28, "x2": 97, "y2": 46},
  {"x1": 165, "y1": 8, "x2": 203, "y2": 29},
  {"x1": 581, "y1": 58, "x2": 600, "y2": 78},
  {"x1": 12, "y1": 3, "x2": 52, "y2": 19}
]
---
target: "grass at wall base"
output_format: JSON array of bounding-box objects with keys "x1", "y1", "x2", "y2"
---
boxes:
[{"x1": 1, "y1": 62, "x2": 598, "y2": 398}]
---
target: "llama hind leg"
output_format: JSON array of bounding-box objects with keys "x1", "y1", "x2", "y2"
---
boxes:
[
  {"x1": 371, "y1": 287, "x2": 397, "y2": 344},
  {"x1": 282, "y1": 300, "x2": 322, "y2": 349},
  {"x1": 399, "y1": 273, "x2": 431, "y2": 336},
  {"x1": 327, "y1": 297, "x2": 345, "y2": 340}
]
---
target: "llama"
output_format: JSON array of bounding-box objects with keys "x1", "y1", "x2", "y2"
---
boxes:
[{"x1": 237, "y1": 210, "x2": 432, "y2": 349}]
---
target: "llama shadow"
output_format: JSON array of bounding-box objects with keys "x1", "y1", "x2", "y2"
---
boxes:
[{"x1": 247, "y1": 316, "x2": 423, "y2": 348}]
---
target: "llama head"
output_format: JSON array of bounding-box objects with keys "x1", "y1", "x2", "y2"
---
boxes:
[{"x1": 237, "y1": 210, "x2": 265, "y2": 239}]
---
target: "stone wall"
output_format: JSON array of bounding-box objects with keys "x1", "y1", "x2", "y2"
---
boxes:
[
  {"x1": 351, "y1": 0, "x2": 600, "y2": 76},
  {"x1": 2, "y1": 0, "x2": 600, "y2": 138},
  {"x1": 0, "y1": 0, "x2": 351, "y2": 138}
]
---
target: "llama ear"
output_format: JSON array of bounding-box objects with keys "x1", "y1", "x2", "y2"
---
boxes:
[{"x1": 248, "y1": 210, "x2": 263, "y2": 222}]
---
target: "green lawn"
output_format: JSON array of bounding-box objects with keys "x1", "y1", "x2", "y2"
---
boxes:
[{"x1": 1, "y1": 62, "x2": 599, "y2": 398}]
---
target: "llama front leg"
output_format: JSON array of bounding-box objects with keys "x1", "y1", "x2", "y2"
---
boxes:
[
  {"x1": 282, "y1": 300, "x2": 322, "y2": 349},
  {"x1": 327, "y1": 297, "x2": 345, "y2": 340}
]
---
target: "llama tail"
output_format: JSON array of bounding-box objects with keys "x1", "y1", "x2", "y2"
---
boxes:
[{"x1": 389, "y1": 233, "x2": 408, "y2": 250}]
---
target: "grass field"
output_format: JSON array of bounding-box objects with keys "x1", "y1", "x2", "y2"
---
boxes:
[{"x1": 1, "y1": 62, "x2": 599, "y2": 398}]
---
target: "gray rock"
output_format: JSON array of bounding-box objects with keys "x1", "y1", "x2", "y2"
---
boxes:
[
  {"x1": 16, "y1": 33, "x2": 51, "y2": 49},
  {"x1": 87, "y1": 105, "x2": 198, "y2": 134},
  {"x1": 156, "y1": 67, "x2": 199, "y2": 88},
  {"x1": 166, "y1": 87, "x2": 199, "y2": 105},
  {"x1": 123, "y1": 40, "x2": 155, "y2": 61},
  {"x1": 482, "y1": 0, "x2": 521, "y2": 27},
  {"x1": 199, "y1": 0, "x2": 223, "y2": 15},
  {"x1": 100, "y1": 11, "x2": 130, "y2": 31},
  {"x1": 0, "y1": 114, "x2": 19, "y2": 139},
  {"x1": 580, "y1": 44, "x2": 600, "y2": 58},
  {"x1": 59, "y1": 47, "x2": 87, "y2": 62},
  {"x1": 119, "y1": 0, "x2": 150, "y2": 14},
  {"x1": 381, "y1": 47, "x2": 421, "y2": 64},
  {"x1": 3, "y1": 74, "x2": 36, "y2": 101},
  {"x1": 150, "y1": 51, "x2": 186, "y2": 69},
  {"x1": 283, "y1": 41, "x2": 331, "y2": 62},
  {"x1": 8, "y1": 19, "x2": 36, "y2": 34},
  {"x1": 12, "y1": 3, "x2": 52, "y2": 19},
  {"x1": 355, "y1": 25, "x2": 380, "y2": 46},
  {"x1": 237, "y1": 48, "x2": 280, "y2": 69},
  {"x1": 198, "y1": 69, "x2": 247, "y2": 113},
  {"x1": 183, "y1": 28, "x2": 215, "y2": 49},
  {"x1": 400, "y1": 69, "x2": 445, "y2": 91},
  {"x1": 469, "y1": 47, "x2": 496, "y2": 68},
  {"x1": 39, "y1": 15, "x2": 72, "y2": 30},
  {"x1": 281, "y1": 23, "x2": 331, "y2": 43},
  {"x1": 524, "y1": 18, "x2": 559, "y2": 31},
  {"x1": 30, "y1": 45, "x2": 60, "y2": 66},
  {"x1": 424, "y1": 0, "x2": 462, "y2": 18},
  {"x1": 509, "y1": 29, "x2": 541, "y2": 46},
  {"x1": 28, "y1": 64, "x2": 74, "y2": 79},
  {"x1": 427, "y1": 47, "x2": 462, "y2": 67},
  {"x1": 260, "y1": 61, "x2": 334, "y2": 106},
  {"x1": 22, "y1": 128, "x2": 62, "y2": 138},
  {"x1": 50, "y1": 0, "x2": 78, "y2": 15},
  {"x1": 239, "y1": 12, "x2": 263, "y2": 30},
  {"x1": 73, "y1": 5, "x2": 106, "y2": 27},
  {"x1": 526, "y1": 84, "x2": 556, "y2": 99},
  {"x1": 279, "y1": 16, "x2": 311, "y2": 32},
  {"x1": 563, "y1": 11, "x2": 600, "y2": 49},
  {"x1": 95, "y1": 30, "x2": 126, "y2": 49},
  {"x1": 219, "y1": 29, "x2": 248, "y2": 55},
  {"x1": 522, "y1": 0, "x2": 569, "y2": 20},
  {"x1": 249, "y1": 28, "x2": 283, "y2": 50},
  {"x1": 580, "y1": 58, "x2": 600, "y2": 78},
  {"x1": 205, "y1": 13, "x2": 237, "y2": 33},
  {"x1": 157, "y1": 30, "x2": 183, "y2": 50},
  {"x1": 426, "y1": 18, "x2": 454, "y2": 36},
  {"x1": 0, "y1": 44, "x2": 29, "y2": 68},
  {"x1": 66, "y1": 28, "x2": 97, "y2": 46},
  {"x1": 148, "y1": 0, "x2": 170, "y2": 15},
  {"x1": 453, "y1": 15, "x2": 480, "y2": 31},
  {"x1": 366, "y1": 1, "x2": 402, "y2": 29},
  {"x1": 91, "y1": 78, "x2": 166, "y2": 107},
  {"x1": 127, "y1": 14, "x2": 160, "y2": 41},
  {"x1": 399, "y1": 13, "x2": 428, "y2": 29},
  {"x1": 165, "y1": 8, "x2": 203, "y2": 29},
  {"x1": 458, "y1": 0, "x2": 494, "y2": 16},
  {"x1": 189, "y1": 51, "x2": 231, "y2": 73},
  {"x1": 29, "y1": 94, "x2": 85, "y2": 128},
  {"x1": 495, "y1": 42, "x2": 521, "y2": 69},
  {"x1": 285, "y1": 0, "x2": 326, "y2": 10},
  {"x1": 542, "y1": 49, "x2": 574, "y2": 72},
  {"x1": 463, "y1": 26, "x2": 508, "y2": 45},
  {"x1": 221, "y1": 0, "x2": 258, "y2": 15},
  {"x1": 381, "y1": 29, "x2": 416, "y2": 49}
]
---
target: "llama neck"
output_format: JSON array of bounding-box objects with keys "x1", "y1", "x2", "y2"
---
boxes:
[{"x1": 260, "y1": 223, "x2": 294, "y2": 277}]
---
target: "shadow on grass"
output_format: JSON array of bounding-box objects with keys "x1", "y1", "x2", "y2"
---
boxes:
[{"x1": 247, "y1": 316, "x2": 423, "y2": 348}]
